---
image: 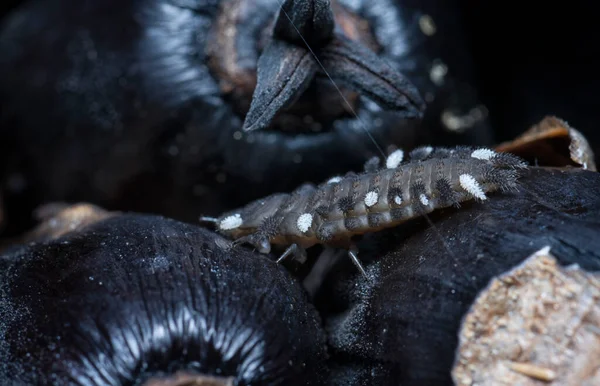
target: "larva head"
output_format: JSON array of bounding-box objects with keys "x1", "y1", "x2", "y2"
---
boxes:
[
  {"x1": 216, "y1": 213, "x2": 247, "y2": 239},
  {"x1": 215, "y1": 193, "x2": 289, "y2": 240},
  {"x1": 216, "y1": 213, "x2": 273, "y2": 254}
]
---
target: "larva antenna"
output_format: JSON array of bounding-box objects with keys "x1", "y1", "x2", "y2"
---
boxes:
[{"x1": 198, "y1": 216, "x2": 218, "y2": 224}]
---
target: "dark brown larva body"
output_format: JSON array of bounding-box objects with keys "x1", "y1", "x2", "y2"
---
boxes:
[{"x1": 212, "y1": 146, "x2": 527, "y2": 263}]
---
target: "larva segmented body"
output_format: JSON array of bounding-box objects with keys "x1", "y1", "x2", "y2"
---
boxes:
[{"x1": 208, "y1": 146, "x2": 527, "y2": 273}]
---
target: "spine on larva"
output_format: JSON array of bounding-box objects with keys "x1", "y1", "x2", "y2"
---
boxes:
[{"x1": 214, "y1": 146, "x2": 527, "y2": 250}]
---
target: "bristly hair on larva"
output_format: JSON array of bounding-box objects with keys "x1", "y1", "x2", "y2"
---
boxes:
[{"x1": 200, "y1": 146, "x2": 528, "y2": 278}]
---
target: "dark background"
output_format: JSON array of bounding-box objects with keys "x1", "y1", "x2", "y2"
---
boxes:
[{"x1": 460, "y1": 1, "x2": 598, "y2": 148}]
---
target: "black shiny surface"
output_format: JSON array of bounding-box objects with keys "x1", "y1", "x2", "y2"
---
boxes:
[{"x1": 0, "y1": 214, "x2": 328, "y2": 385}]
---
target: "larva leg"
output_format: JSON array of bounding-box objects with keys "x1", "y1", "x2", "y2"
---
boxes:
[
  {"x1": 303, "y1": 247, "x2": 344, "y2": 299},
  {"x1": 232, "y1": 233, "x2": 272, "y2": 254},
  {"x1": 198, "y1": 216, "x2": 218, "y2": 224},
  {"x1": 348, "y1": 244, "x2": 369, "y2": 280},
  {"x1": 276, "y1": 243, "x2": 307, "y2": 264}
]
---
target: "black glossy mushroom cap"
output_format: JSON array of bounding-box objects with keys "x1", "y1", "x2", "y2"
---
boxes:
[
  {"x1": 0, "y1": 214, "x2": 328, "y2": 385},
  {"x1": 315, "y1": 167, "x2": 600, "y2": 385}
]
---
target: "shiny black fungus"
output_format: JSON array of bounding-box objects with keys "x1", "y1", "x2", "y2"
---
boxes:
[
  {"x1": 315, "y1": 167, "x2": 600, "y2": 385},
  {"x1": 0, "y1": 214, "x2": 328, "y2": 385},
  {"x1": 0, "y1": 0, "x2": 489, "y2": 236}
]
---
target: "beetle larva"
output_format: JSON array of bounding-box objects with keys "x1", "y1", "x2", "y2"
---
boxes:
[{"x1": 202, "y1": 146, "x2": 527, "y2": 276}]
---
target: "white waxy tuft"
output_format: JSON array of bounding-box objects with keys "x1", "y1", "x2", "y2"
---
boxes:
[
  {"x1": 219, "y1": 214, "x2": 242, "y2": 230},
  {"x1": 364, "y1": 191, "x2": 379, "y2": 207},
  {"x1": 296, "y1": 213, "x2": 313, "y2": 233},
  {"x1": 394, "y1": 195, "x2": 402, "y2": 205},
  {"x1": 327, "y1": 176, "x2": 342, "y2": 184},
  {"x1": 459, "y1": 174, "x2": 487, "y2": 200},
  {"x1": 419, "y1": 194, "x2": 430, "y2": 206},
  {"x1": 471, "y1": 148, "x2": 496, "y2": 160},
  {"x1": 386, "y1": 149, "x2": 404, "y2": 169},
  {"x1": 423, "y1": 146, "x2": 433, "y2": 155}
]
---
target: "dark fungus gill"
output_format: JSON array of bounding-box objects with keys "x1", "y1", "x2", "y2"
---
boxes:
[
  {"x1": 0, "y1": 0, "x2": 488, "y2": 236},
  {"x1": 0, "y1": 214, "x2": 328, "y2": 386}
]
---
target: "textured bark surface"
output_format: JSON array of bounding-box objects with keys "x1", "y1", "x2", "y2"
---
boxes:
[{"x1": 453, "y1": 247, "x2": 600, "y2": 386}]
